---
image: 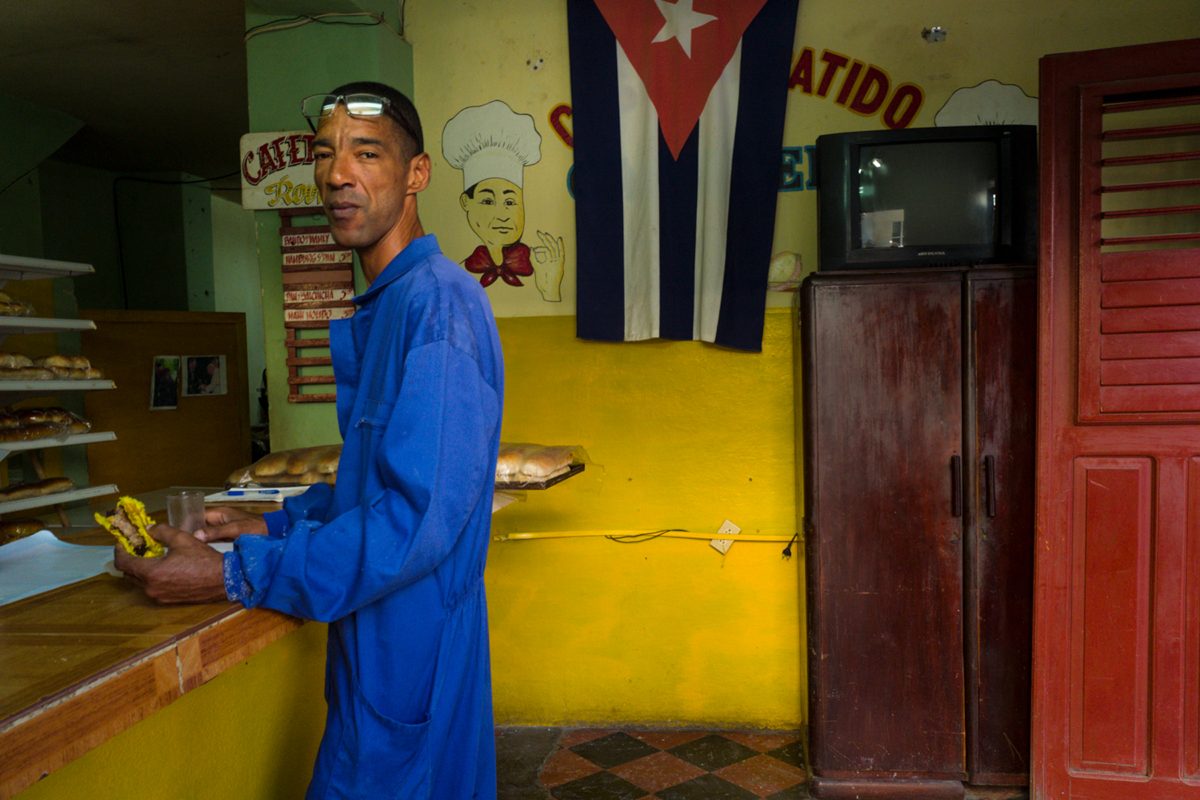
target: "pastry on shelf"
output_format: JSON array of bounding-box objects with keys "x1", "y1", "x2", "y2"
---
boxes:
[
  {"x1": 0, "y1": 291, "x2": 34, "y2": 317},
  {"x1": 0, "y1": 476, "x2": 74, "y2": 501},
  {"x1": 33, "y1": 355, "x2": 100, "y2": 379},
  {"x1": 0, "y1": 408, "x2": 91, "y2": 441}
]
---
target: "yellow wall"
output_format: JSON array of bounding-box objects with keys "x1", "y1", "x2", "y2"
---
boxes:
[{"x1": 486, "y1": 310, "x2": 803, "y2": 726}]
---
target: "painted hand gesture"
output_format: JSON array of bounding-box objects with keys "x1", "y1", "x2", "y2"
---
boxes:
[{"x1": 531, "y1": 230, "x2": 566, "y2": 302}]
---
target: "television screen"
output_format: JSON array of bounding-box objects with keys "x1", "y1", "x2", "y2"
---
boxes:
[
  {"x1": 857, "y1": 141, "x2": 996, "y2": 250},
  {"x1": 815, "y1": 124, "x2": 1037, "y2": 271}
]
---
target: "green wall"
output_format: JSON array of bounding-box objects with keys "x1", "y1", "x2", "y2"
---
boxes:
[{"x1": 244, "y1": 7, "x2": 413, "y2": 450}]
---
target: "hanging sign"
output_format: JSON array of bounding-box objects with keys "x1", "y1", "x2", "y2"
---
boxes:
[{"x1": 240, "y1": 131, "x2": 322, "y2": 210}]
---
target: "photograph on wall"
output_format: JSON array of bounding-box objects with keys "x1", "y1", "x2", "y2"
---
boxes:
[
  {"x1": 182, "y1": 355, "x2": 227, "y2": 396},
  {"x1": 150, "y1": 355, "x2": 180, "y2": 410}
]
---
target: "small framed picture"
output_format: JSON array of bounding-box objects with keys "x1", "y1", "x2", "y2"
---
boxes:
[
  {"x1": 150, "y1": 355, "x2": 180, "y2": 410},
  {"x1": 182, "y1": 355, "x2": 227, "y2": 397}
]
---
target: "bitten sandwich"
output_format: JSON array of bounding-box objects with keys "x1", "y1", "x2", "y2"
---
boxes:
[{"x1": 95, "y1": 496, "x2": 164, "y2": 558}]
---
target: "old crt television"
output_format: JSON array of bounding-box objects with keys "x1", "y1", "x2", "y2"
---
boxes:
[{"x1": 816, "y1": 125, "x2": 1038, "y2": 270}]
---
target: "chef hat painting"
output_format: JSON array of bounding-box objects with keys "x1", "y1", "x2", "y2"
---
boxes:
[{"x1": 443, "y1": 100, "x2": 542, "y2": 190}]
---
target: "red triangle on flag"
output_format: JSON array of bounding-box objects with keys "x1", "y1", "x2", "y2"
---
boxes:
[{"x1": 593, "y1": 0, "x2": 768, "y2": 160}]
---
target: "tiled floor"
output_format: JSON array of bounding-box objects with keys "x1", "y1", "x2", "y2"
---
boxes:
[{"x1": 495, "y1": 728, "x2": 1032, "y2": 800}]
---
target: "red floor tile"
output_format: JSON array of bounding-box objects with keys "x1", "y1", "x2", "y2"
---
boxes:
[
  {"x1": 610, "y1": 751, "x2": 707, "y2": 794},
  {"x1": 715, "y1": 753, "x2": 808, "y2": 796},
  {"x1": 539, "y1": 747, "x2": 602, "y2": 787}
]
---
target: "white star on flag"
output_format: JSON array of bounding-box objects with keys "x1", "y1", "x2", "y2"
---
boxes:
[{"x1": 651, "y1": 0, "x2": 717, "y2": 58}]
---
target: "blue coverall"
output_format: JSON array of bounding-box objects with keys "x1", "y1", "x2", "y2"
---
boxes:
[{"x1": 223, "y1": 235, "x2": 504, "y2": 798}]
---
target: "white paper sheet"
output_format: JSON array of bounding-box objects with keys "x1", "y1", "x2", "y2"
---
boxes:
[{"x1": 0, "y1": 531, "x2": 113, "y2": 605}]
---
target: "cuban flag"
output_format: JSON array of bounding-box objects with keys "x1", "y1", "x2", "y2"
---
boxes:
[{"x1": 567, "y1": 0, "x2": 798, "y2": 351}]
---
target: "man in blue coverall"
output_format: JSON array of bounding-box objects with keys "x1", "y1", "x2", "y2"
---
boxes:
[{"x1": 115, "y1": 81, "x2": 504, "y2": 799}]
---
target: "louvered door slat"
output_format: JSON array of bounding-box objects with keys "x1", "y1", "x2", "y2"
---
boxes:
[
  {"x1": 1078, "y1": 70, "x2": 1200, "y2": 422},
  {"x1": 1101, "y1": 356, "x2": 1200, "y2": 384},
  {"x1": 1101, "y1": 305, "x2": 1200, "y2": 332}
]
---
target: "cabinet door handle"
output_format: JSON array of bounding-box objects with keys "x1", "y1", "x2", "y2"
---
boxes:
[
  {"x1": 950, "y1": 455, "x2": 963, "y2": 517},
  {"x1": 983, "y1": 454, "x2": 997, "y2": 518}
]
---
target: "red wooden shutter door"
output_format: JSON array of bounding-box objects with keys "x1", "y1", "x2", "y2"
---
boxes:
[{"x1": 1035, "y1": 37, "x2": 1200, "y2": 799}]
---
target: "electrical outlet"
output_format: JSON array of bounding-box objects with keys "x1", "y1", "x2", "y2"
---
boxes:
[{"x1": 711, "y1": 519, "x2": 741, "y2": 554}]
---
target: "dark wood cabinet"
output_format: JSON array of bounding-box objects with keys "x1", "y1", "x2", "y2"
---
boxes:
[{"x1": 800, "y1": 267, "x2": 1035, "y2": 799}]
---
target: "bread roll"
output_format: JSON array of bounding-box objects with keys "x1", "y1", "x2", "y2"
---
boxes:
[
  {"x1": 226, "y1": 465, "x2": 253, "y2": 487},
  {"x1": 34, "y1": 355, "x2": 73, "y2": 369},
  {"x1": 0, "y1": 518, "x2": 45, "y2": 545},
  {"x1": 0, "y1": 299, "x2": 34, "y2": 316},
  {"x1": 316, "y1": 447, "x2": 341, "y2": 474},
  {"x1": 251, "y1": 451, "x2": 290, "y2": 477},
  {"x1": 495, "y1": 443, "x2": 537, "y2": 476},
  {"x1": 0, "y1": 367, "x2": 54, "y2": 381},
  {"x1": 519, "y1": 446, "x2": 575, "y2": 478},
  {"x1": 85, "y1": 367, "x2": 104, "y2": 380},
  {"x1": 15, "y1": 408, "x2": 73, "y2": 426},
  {"x1": 285, "y1": 452, "x2": 312, "y2": 475},
  {"x1": 0, "y1": 477, "x2": 74, "y2": 501},
  {"x1": 0, "y1": 423, "x2": 63, "y2": 442},
  {"x1": 0, "y1": 353, "x2": 32, "y2": 369}
]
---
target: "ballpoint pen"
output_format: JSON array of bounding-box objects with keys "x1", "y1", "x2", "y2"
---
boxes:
[{"x1": 225, "y1": 489, "x2": 281, "y2": 496}]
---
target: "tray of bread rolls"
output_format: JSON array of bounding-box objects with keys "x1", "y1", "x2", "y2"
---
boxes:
[
  {"x1": 226, "y1": 444, "x2": 341, "y2": 489},
  {"x1": 493, "y1": 443, "x2": 585, "y2": 490},
  {"x1": 225, "y1": 442, "x2": 586, "y2": 493}
]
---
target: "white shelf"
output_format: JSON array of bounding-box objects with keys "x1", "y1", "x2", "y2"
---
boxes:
[
  {"x1": 0, "y1": 254, "x2": 94, "y2": 283},
  {"x1": 0, "y1": 317, "x2": 96, "y2": 336},
  {"x1": 0, "y1": 431, "x2": 116, "y2": 462},
  {"x1": 0, "y1": 380, "x2": 115, "y2": 403},
  {"x1": 0, "y1": 483, "x2": 118, "y2": 515}
]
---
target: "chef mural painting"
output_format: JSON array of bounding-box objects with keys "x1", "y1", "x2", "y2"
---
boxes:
[{"x1": 443, "y1": 100, "x2": 567, "y2": 302}]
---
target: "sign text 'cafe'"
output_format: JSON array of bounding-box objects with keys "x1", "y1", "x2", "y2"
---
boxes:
[{"x1": 240, "y1": 131, "x2": 321, "y2": 210}]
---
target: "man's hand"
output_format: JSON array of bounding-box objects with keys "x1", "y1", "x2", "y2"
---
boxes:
[
  {"x1": 114, "y1": 524, "x2": 227, "y2": 604},
  {"x1": 195, "y1": 506, "x2": 268, "y2": 543}
]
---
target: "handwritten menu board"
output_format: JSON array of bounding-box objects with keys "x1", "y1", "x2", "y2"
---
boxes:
[{"x1": 279, "y1": 210, "x2": 354, "y2": 403}]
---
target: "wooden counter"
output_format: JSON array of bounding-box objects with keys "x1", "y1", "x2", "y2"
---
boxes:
[{"x1": 0, "y1": 504, "x2": 302, "y2": 799}]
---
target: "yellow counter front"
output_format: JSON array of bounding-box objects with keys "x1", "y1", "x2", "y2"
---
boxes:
[{"x1": 0, "y1": 507, "x2": 328, "y2": 799}]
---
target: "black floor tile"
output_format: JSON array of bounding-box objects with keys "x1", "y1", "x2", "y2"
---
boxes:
[
  {"x1": 669, "y1": 734, "x2": 759, "y2": 771},
  {"x1": 550, "y1": 770, "x2": 647, "y2": 800},
  {"x1": 570, "y1": 731, "x2": 660, "y2": 769},
  {"x1": 497, "y1": 726, "x2": 560, "y2": 799},
  {"x1": 657, "y1": 773, "x2": 759, "y2": 800},
  {"x1": 765, "y1": 739, "x2": 806, "y2": 769}
]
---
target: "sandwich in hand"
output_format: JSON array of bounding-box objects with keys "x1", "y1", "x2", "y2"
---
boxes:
[{"x1": 95, "y1": 496, "x2": 164, "y2": 558}]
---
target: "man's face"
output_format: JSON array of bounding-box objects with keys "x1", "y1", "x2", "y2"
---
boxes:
[
  {"x1": 460, "y1": 178, "x2": 525, "y2": 250},
  {"x1": 312, "y1": 107, "x2": 412, "y2": 251}
]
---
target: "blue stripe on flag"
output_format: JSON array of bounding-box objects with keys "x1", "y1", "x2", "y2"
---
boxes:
[
  {"x1": 568, "y1": 0, "x2": 625, "y2": 342},
  {"x1": 569, "y1": 0, "x2": 798, "y2": 350},
  {"x1": 658, "y1": 126, "x2": 699, "y2": 340},
  {"x1": 715, "y1": 0, "x2": 798, "y2": 351}
]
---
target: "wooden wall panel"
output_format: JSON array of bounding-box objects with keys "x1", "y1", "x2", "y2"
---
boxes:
[
  {"x1": 1069, "y1": 458, "x2": 1152, "y2": 775},
  {"x1": 81, "y1": 310, "x2": 250, "y2": 495}
]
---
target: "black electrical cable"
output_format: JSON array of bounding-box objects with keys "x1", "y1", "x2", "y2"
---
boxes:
[
  {"x1": 244, "y1": 13, "x2": 384, "y2": 41},
  {"x1": 781, "y1": 532, "x2": 800, "y2": 559},
  {"x1": 111, "y1": 170, "x2": 241, "y2": 309},
  {"x1": 606, "y1": 529, "x2": 687, "y2": 544}
]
